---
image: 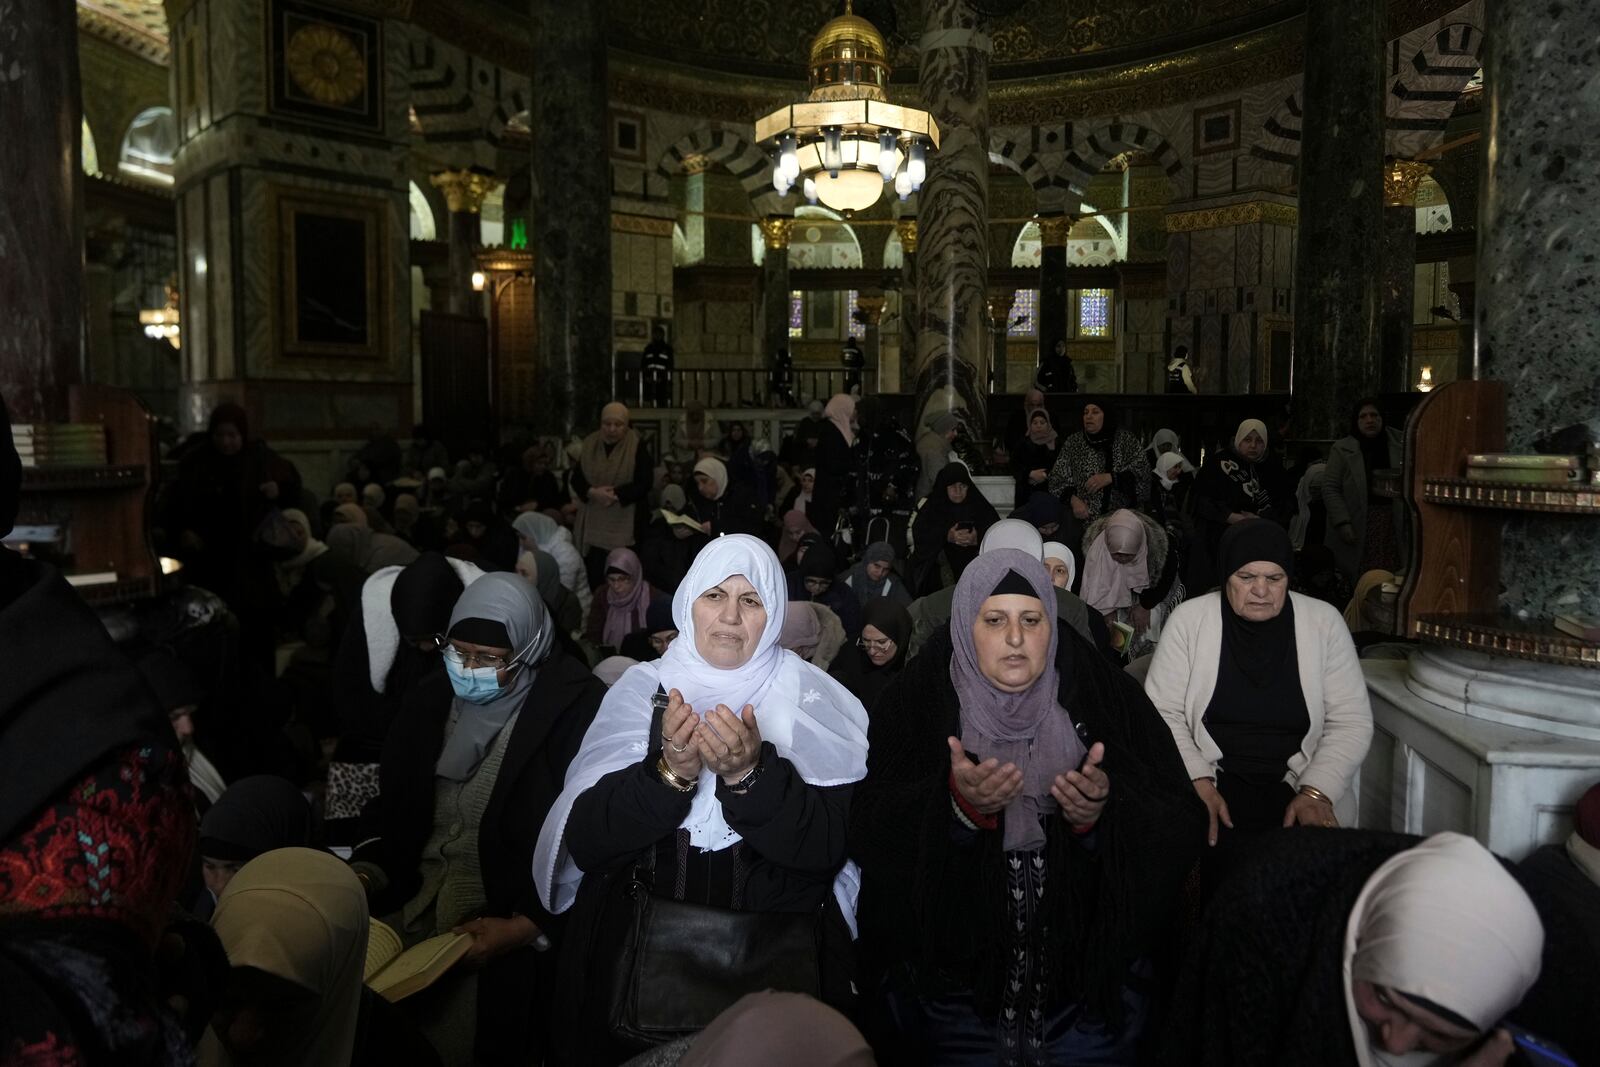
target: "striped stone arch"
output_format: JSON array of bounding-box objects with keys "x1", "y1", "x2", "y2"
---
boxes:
[
  {"x1": 407, "y1": 37, "x2": 480, "y2": 143},
  {"x1": 1250, "y1": 91, "x2": 1304, "y2": 169},
  {"x1": 1387, "y1": 22, "x2": 1483, "y2": 156},
  {"x1": 988, "y1": 132, "x2": 1057, "y2": 198},
  {"x1": 485, "y1": 83, "x2": 530, "y2": 148},
  {"x1": 1058, "y1": 121, "x2": 1185, "y2": 198},
  {"x1": 655, "y1": 127, "x2": 783, "y2": 214}
]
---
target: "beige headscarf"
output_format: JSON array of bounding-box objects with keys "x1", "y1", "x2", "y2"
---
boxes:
[
  {"x1": 1342, "y1": 833, "x2": 1544, "y2": 1067},
  {"x1": 274, "y1": 509, "x2": 327, "y2": 596},
  {"x1": 694, "y1": 456, "x2": 729, "y2": 501},
  {"x1": 1234, "y1": 418, "x2": 1269, "y2": 451},
  {"x1": 574, "y1": 402, "x2": 640, "y2": 554},
  {"x1": 824, "y1": 394, "x2": 856, "y2": 448},
  {"x1": 199, "y1": 847, "x2": 368, "y2": 1067}
]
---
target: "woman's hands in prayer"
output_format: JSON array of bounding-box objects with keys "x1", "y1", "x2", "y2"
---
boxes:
[
  {"x1": 696, "y1": 704, "x2": 762, "y2": 786},
  {"x1": 1085, "y1": 472, "x2": 1114, "y2": 493},
  {"x1": 1192, "y1": 777, "x2": 1233, "y2": 846},
  {"x1": 1070, "y1": 496, "x2": 1091, "y2": 521},
  {"x1": 1282, "y1": 790, "x2": 1337, "y2": 829},
  {"x1": 661, "y1": 688, "x2": 703, "y2": 782},
  {"x1": 948, "y1": 738, "x2": 1023, "y2": 815},
  {"x1": 947, "y1": 525, "x2": 977, "y2": 547},
  {"x1": 1052, "y1": 742, "x2": 1109, "y2": 826},
  {"x1": 453, "y1": 914, "x2": 548, "y2": 968}
]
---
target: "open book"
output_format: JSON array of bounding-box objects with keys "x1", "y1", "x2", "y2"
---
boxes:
[{"x1": 363, "y1": 919, "x2": 472, "y2": 1002}]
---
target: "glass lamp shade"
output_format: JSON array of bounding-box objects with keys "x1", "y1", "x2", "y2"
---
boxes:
[{"x1": 793, "y1": 136, "x2": 903, "y2": 211}]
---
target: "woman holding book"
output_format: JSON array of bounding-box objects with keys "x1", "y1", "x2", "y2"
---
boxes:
[
  {"x1": 349, "y1": 572, "x2": 606, "y2": 1064},
  {"x1": 1322, "y1": 398, "x2": 1405, "y2": 583}
]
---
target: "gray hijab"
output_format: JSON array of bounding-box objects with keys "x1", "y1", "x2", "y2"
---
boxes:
[
  {"x1": 437, "y1": 572, "x2": 555, "y2": 780},
  {"x1": 948, "y1": 548, "x2": 1086, "y2": 851}
]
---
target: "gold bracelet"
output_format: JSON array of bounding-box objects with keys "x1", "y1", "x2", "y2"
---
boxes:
[
  {"x1": 1298, "y1": 785, "x2": 1332, "y2": 806},
  {"x1": 656, "y1": 756, "x2": 697, "y2": 793}
]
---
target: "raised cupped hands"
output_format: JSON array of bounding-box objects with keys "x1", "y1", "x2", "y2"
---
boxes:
[
  {"x1": 661, "y1": 688, "x2": 703, "y2": 782},
  {"x1": 948, "y1": 737, "x2": 1023, "y2": 816}
]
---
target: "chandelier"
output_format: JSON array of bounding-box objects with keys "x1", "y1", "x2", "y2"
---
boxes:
[
  {"x1": 140, "y1": 280, "x2": 181, "y2": 349},
  {"x1": 755, "y1": 1, "x2": 939, "y2": 214}
]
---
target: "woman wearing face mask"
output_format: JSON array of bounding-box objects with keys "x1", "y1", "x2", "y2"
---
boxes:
[
  {"x1": 851, "y1": 550, "x2": 1202, "y2": 1063},
  {"x1": 1163, "y1": 830, "x2": 1548, "y2": 1067},
  {"x1": 348, "y1": 573, "x2": 606, "y2": 1063},
  {"x1": 1143, "y1": 520, "x2": 1372, "y2": 899},
  {"x1": 534, "y1": 535, "x2": 869, "y2": 1063}
]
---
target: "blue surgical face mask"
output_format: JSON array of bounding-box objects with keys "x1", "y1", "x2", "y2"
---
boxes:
[{"x1": 446, "y1": 656, "x2": 505, "y2": 704}]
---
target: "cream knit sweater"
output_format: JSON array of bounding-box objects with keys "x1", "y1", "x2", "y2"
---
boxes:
[{"x1": 1142, "y1": 591, "x2": 1373, "y2": 825}]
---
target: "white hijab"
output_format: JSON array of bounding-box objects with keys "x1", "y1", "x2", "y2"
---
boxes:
[
  {"x1": 1154, "y1": 450, "x2": 1195, "y2": 490},
  {"x1": 533, "y1": 534, "x2": 869, "y2": 926},
  {"x1": 1042, "y1": 541, "x2": 1077, "y2": 589},
  {"x1": 1342, "y1": 833, "x2": 1544, "y2": 1067}
]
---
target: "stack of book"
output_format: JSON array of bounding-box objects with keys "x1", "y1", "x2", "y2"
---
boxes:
[
  {"x1": 11, "y1": 423, "x2": 107, "y2": 468},
  {"x1": 1464, "y1": 453, "x2": 1583, "y2": 485}
]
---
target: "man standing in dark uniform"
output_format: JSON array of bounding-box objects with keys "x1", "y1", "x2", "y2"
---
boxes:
[
  {"x1": 841, "y1": 334, "x2": 865, "y2": 396},
  {"x1": 641, "y1": 325, "x2": 674, "y2": 407}
]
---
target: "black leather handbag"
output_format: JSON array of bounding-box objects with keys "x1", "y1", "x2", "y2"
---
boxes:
[{"x1": 604, "y1": 687, "x2": 824, "y2": 1049}]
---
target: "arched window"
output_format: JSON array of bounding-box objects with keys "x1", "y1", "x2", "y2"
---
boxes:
[
  {"x1": 480, "y1": 186, "x2": 505, "y2": 247},
  {"x1": 119, "y1": 107, "x2": 178, "y2": 185},
  {"x1": 1011, "y1": 221, "x2": 1042, "y2": 268},
  {"x1": 788, "y1": 206, "x2": 862, "y2": 269},
  {"x1": 82, "y1": 118, "x2": 100, "y2": 177},
  {"x1": 408, "y1": 181, "x2": 438, "y2": 241}
]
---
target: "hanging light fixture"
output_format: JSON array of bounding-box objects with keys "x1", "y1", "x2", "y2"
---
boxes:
[
  {"x1": 139, "y1": 280, "x2": 181, "y2": 349},
  {"x1": 1416, "y1": 365, "x2": 1435, "y2": 392},
  {"x1": 756, "y1": 0, "x2": 939, "y2": 214}
]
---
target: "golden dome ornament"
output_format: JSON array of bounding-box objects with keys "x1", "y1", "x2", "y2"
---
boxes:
[
  {"x1": 756, "y1": 0, "x2": 939, "y2": 213},
  {"x1": 285, "y1": 23, "x2": 367, "y2": 107}
]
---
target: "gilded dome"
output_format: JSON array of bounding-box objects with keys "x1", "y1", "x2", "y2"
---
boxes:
[{"x1": 806, "y1": 2, "x2": 891, "y2": 101}]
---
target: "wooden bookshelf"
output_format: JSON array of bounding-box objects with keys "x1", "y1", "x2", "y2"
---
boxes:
[
  {"x1": 13, "y1": 386, "x2": 161, "y2": 605},
  {"x1": 1421, "y1": 478, "x2": 1600, "y2": 513}
]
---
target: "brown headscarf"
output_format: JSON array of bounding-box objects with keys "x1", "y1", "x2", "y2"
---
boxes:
[{"x1": 574, "y1": 402, "x2": 640, "y2": 554}]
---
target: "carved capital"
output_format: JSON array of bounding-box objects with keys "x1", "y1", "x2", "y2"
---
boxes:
[
  {"x1": 1037, "y1": 213, "x2": 1075, "y2": 247},
  {"x1": 1383, "y1": 159, "x2": 1434, "y2": 207},
  {"x1": 986, "y1": 286, "x2": 1016, "y2": 327},
  {"x1": 895, "y1": 218, "x2": 919, "y2": 254},
  {"x1": 758, "y1": 216, "x2": 795, "y2": 250},
  {"x1": 682, "y1": 154, "x2": 715, "y2": 176},
  {"x1": 855, "y1": 293, "x2": 886, "y2": 326},
  {"x1": 430, "y1": 168, "x2": 502, "y2": 214}
]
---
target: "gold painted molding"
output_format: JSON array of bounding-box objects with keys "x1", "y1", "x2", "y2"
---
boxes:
[
  {"x1": 757, "y1": 216, "x2": 795, "y2": 250},
  {"x1": 1037, "y1": 213, "x2": 1075, "y2": 247},
  {"x1": 430, "y1": 168, "x2": 501, "y2": 214},
  {"x1": 613, "y1": 213, "x2": 675, "y2": 237},
  {"x1": 895, "y1": 219, "x2": 919, "y2": 254},
  {"x1": 1164, "y1": 201, "x2": 1298, "y2": 233}
]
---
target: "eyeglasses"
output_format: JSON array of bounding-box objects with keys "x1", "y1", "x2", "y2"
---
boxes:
[
  {"x1": 435, "y1": 637, "x2": 512, "y2": 671},
  {"x1": 857, "y1": 636, "x2": 894, "y2": 653}
]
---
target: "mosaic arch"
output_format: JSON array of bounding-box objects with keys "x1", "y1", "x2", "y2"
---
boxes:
[{"x1": 654, "y1": 127, "x2": 782, "y2": 215}]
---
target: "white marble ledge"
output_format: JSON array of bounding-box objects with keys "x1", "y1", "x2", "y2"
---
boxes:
[{"x1": 1364, "y1": 659, "x2": 1600, "y2": 767}]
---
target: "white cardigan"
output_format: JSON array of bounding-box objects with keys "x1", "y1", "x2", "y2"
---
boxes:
[{"x1": 1143, "y1": 591, "x2": 1373, "y2": 825}]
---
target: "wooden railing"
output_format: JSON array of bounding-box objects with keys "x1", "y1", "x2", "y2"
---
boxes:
[{"x1": 616, "y1": 367, "x2": 879, "y2": 409}]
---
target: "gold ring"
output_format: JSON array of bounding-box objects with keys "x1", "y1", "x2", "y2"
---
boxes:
[{"x1": 671, "y1": 742, "x2": 688, "y2": 754}]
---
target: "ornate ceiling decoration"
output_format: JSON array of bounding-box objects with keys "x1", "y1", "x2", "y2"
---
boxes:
[{"x1": 77, "y1": 0, "x2": 170, "y2": 64}]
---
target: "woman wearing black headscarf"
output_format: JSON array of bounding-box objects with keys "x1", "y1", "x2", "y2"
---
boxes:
[
  {"x1": 0, "y1": 393, "x2": 197, "y2": 1064},
  {"x1": 350, "y1": 572, "x2": 606, "y2": 1063},
  {"x1": 850, "y1": 550, "x2": 1203, "y2": 1063},
  {"x1": 1045, "y1": 397, "x2": 1149, "y2": 528},
  {"x1": 195, "y1": 774, "x2": 313, "y2": 913},
  {"x1": 1143, "y1": 519, "x2": 1373, "y2": 897},
  {"x1": 909, "y1": 463, "x2": 1000, "y2": 595},
  {"x1": 1322, "y1": 397, "x2": 1405, "y2": 583},
  {"x1": 828, "y1": 598, "x2": 912, "y2": 713},
  {"x1": 795, "y1": 540, "x2": 865, "y2": 639}
]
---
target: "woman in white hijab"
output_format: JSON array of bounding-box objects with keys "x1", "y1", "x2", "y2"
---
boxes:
[
  {"x1": 514, "y1": 510, "x2": 592, "y2": 619},
  {"x1": 1163, "y1": 830, "x2": 1547, "y2": 1067},
  {"x1": 534, "y1": 534, "x2": 869, "y2": 1059},
  {"x1": 1042, "y1": 540, "x2": 1077, "y2": 591}
]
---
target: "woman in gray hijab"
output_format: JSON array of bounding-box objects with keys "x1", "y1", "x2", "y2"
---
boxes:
[{"x1": 348, "y1": 572, "x2": 607, "y2": 1062}]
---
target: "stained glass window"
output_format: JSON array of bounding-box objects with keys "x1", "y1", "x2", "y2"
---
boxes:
[
  {"x1": 1078, "y1": 288, "x2": 1111, "y2": 338},
  {"x1": 845, "y1": 289, "x2": 860, "y2": 336},
  {"x1": 789, "y1": 290, "x2": 805, "y2": 338},
  {"x1": 1008, "y1": 289, "x2": 1038, "y2": 337}
]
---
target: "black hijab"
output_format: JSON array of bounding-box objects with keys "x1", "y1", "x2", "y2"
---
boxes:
[
  {"x1": 1216, "y1": 519, "x2": 1297, "y2": 689},
  {"x1": 198, "y1": 774, "x2": 313, "y2": 862},
  {"x1": 829, "y1": 597, "x2": 912, "y2": 708},
  {"x1": 1351, "y1": 396, "x2": 1390, "y2": 477},
  {"x1": 390, "y1": 551, "x2": 464, "y2": 639},
  {"x1": 925, "y1": 463, "x2": 992, "y2": 525},
  {"x1": 1080, "y1": 396, "x2": 1115, "y2": 446}
]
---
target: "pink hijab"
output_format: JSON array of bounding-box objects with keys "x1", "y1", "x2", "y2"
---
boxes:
[
  {"x1": 824, "y1": 394, "x2": 856, "y2": 448},
  {"x1": 1080, "y1": 510, "x2": 1149, "y2": 613},
  {"x1": 779, "y1": 509, "x2": 819, "y2": 562},
  {"x1": 602, "y1": 547, "x2": 651, "y2": 646}
]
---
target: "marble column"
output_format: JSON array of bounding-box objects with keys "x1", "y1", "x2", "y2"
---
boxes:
[
  {"x1": 1379, "y1": 160, "x2": 1431, "y2": 394},
  {"x1": 856, "y1": 292, "x2": 886, "y2": 393},
  {"x1": 985, "y1": 287, "x2": 1014, "y2": 392},
  {"x1": 431, "y1": 169, "x2": 500, "y2": 316},
  {"x1": 1036, "y1": 213, "x2": 1071, "y2": 375},
  {"x1": 915, "y1": 0, "x2": 990, "y2": 434},
  {"x1": 758, "y1": 216, "x2": 794, "y2": 366},
  {"x1": 1478, "y1": 4, "x2": 1600, "y2": 617},
  {"x1": 0, "y1": 3, "x2": 84, "y2": 422},
  {"x1": 895, "y1": 219, "x2": 919, "y2": 392},
  {"x1": 1291, "y1": 0, "x2": 1385, "y2": 439},
  {"x1": 531, "y1": 0, "x2": 611, "y2": 434}
]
